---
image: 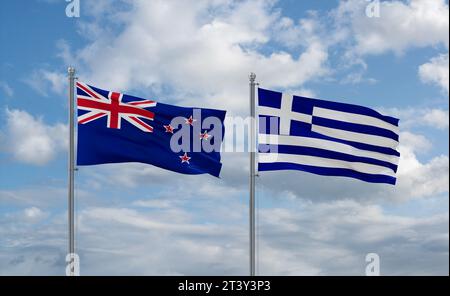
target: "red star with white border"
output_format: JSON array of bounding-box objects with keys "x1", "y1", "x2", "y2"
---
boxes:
[
  {"x1": 179, "y1": 152, "x2": 191, "y2": 164},
  {"x1": 164, "y1": 124, "x2": 174, "y2": 133},
  {"x1": 185, "y1": 115, "x2": 196, "y2": 125},
  {"x1": 200, "y1": 131, "x2": 210, "y2": 141}
]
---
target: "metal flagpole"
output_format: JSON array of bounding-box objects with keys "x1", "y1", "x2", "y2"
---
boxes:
[
  {"x1": 67, "y1": 66, "x2": 76, "y2": 276},
  {"x1": 249, "y1": 72, "x2": 256, "y2": 276}
]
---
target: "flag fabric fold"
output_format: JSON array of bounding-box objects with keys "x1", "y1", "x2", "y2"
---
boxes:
[
  {"x1": 76, "y1": 82, "x2": 226, "y2": 177},
  {"x1": 258, "y1": 88, "x2": 400, "y2": 185}
]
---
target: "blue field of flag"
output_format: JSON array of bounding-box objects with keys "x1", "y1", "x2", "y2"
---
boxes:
[{"x1": 258, "y1": 88, "x2": 400, "y2": 185}]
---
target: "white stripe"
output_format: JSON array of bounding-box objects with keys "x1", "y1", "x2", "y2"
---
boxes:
[
  {"x1": 77, "y1": 110, "x2": 107, "y2": 124},
  {"x1": 258, "y1": 106, "x2": 281, "y2": 117},
  {"x1": 290, "y1": 112, "x2": 312, "y2": 124},
  {"x1": 121, "y1": 102, "x2": 157, "y2": 109},
  {"x1": 77, "y1": 94, "x2": 109, "y2": 103},
  {"x1": 127, "y1": 102, "x2": 157, "y2": 108},
  {"x1": 312, "y1": 125, "x2": 399, "y2": 149},
  {"x1": 258, "y1": 106, "x2": 312, "y2": 124},
  {"x1": 77, "y1": 82, "x2": 109, "y2": 102},
  {"x1": 77, "y1": 105, "x2": 111, "y2": 113},
  {"x1": 259, "y1": 153, "x2": 396, "y2": 178},
  {"x1": 120, "y1": 111, "x2": 154, "y2": 120},
  {"x1": 280, "y1": 93, "x2": 293, "y2": 134},
  {"x1": 122, "y1": 115, "x2": 153, "y2": 132},
  {"x1": 258, "y1": 134, "x2": 399, "y2": 166},
  {"x1": 313, "y1": 107, "x2": 399, "y2": 134},
  {"x1": 77, "y1": 95, "x2": 109, "y2": 104}
]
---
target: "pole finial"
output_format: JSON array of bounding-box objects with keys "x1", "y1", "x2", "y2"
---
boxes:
[
  {"x1": 68, "y1": 66, "x2": 76, "y2": 75},
  {"x1": 249, "y1": 72, "x2": 256, "y2": 82}
]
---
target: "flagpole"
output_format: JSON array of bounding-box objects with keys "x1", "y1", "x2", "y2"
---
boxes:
[
  {"x1": 249, "y1": 72, "x2": 256, "y2": 276},
  {"x1": 67, "y1": 66, "x2": 76, "y2": 276}
]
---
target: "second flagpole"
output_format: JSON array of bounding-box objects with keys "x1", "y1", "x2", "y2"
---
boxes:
[{"x1": 249, "y1": 72, "x2": 256, "y2": 276}]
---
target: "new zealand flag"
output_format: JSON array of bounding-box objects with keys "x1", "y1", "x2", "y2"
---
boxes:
[{"x1": 76, "y1": 82, "x2": 226, "y2": 177}]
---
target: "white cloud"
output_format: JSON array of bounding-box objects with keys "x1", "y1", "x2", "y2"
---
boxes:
[
  {"x1": 2, "y1": 207, "x2": 49, "y2": 225},
  {"x1": 24, "y1": 69, "x2": 66, "y2": 97},
  {"x1": 273, "y1": 12, "x2": 325, "y2": 49},
  {"x1": 56, "y1": 40, "x2": 77, "y2": 64},
  {"x1": 0, "y1": 109, "x2": 67, "y2": 165},
  {"x1": 396, "y1": 148, "x2": 449, "y2": 199},
  {"x1": 0, "y1": 81, "x2": 13, "y2": 97},
  {"x1": 257, "y1": 199, "x2": 449, "y2": 275},
  {"x1": 0, "y1": 187, "x2": 66, "y2": 207},
  {"x1": 340, "y1": 70, "x2": 377, "y2": 85},
  {"x1": 0, "y1": 195, "x2": 447, "y2": 275},
  {"x1": 423, "y1": 108, "x2": 449, "y2": 129},
  {"x1": 23, "y1": 207, "x2": 49, "y2": 222},
  {"x1": 335, "y1": 0, "x2": 449, "y2": 55},
  {"x1": 383, "y1": 107, "x2": 449, "y2": 130},
  {"x1": 419, "y1": 53, "x2": 449, "y2": 94},
  {"x1": 399, "y1": 131, "x2": 432, "y2": 153},
  {"x1": 62, "y1": 0, "x2": 329, "y2": 115},
  {"x1": 132, "y1": 199, "x2": 175, "y2": 209},
  {"x1": 24, "y1": 207, "x2": 45, "y2": 219},
  {"x1": 81, "y1": 207, "x2": 222, "y2": 234}
]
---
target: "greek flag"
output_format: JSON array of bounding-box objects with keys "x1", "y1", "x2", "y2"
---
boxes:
[{"x1": 258, "y1": 88, "x2": 400, "y2": 185}]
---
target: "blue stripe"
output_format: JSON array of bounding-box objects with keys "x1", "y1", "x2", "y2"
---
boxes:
[
  {"x1": 258, "y1": 162, "x2": 396, "y2": 185},
  {"x1": 292, "y1": 95, "x2": 399, "y2": 126},
  {"x1": 259, "y1": 144, "x2": 398, "y2": 172},
  {"x1": 289, "y1": 121, "x2": 401, "y2": 156},
  {"x1": 258, "y1": 88, "x2": 281, "y2": 109},
  {"x1": 89, "y1": 84, "x2": 110, "y2": 98},
  {"x1": 312, "y1": 116, "x2": 399, "y2": 141},
  {"x1": 77, "y1": 87, "x2": 89, "y2": 96}
]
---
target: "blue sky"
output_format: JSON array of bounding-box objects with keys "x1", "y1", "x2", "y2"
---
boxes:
[{"x1": 0, "y1": 0, "x2": 448, "y2": 275}]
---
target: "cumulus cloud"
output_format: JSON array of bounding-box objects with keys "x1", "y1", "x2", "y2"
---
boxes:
[
  {"x1": 335, "y1": 0, "x2": 449, "y2": 55},
  {"x1": 419, "y1": 53, "x2": 449, "y2": 94},
  {"x1": 395, "y1": 150, "x2": 449, "y2": 200},
  {"x1": 257, "y1": 199, "x2": 449, "y2": 275},
  {"x1": 0, "y1": 109, "x2": 67, "y2": 165},
  {"x1": 332, "y1": 0, "x2": 449, "y2": 83},
  {"x1": 422, "y1": 108, "x2": 449, "y2": 129},
  {"x1": 383, "y1": 107, "x2": 449, "y2": 130},
  {"x1": 60, "y1": 0, "x2": 329, "y2": 115},
  {"x1": 81, "y1": 200, "x2": 448, "y2": 275},
  {"x1": 0, "y1": 194, "x2": 447, "y2": 275},
  {"x1": 399, "y1": 131, "x2": 432, "y2": 152},
  {"x1": 272, "y1": 11, "x2": 341, "y2": 50}
]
